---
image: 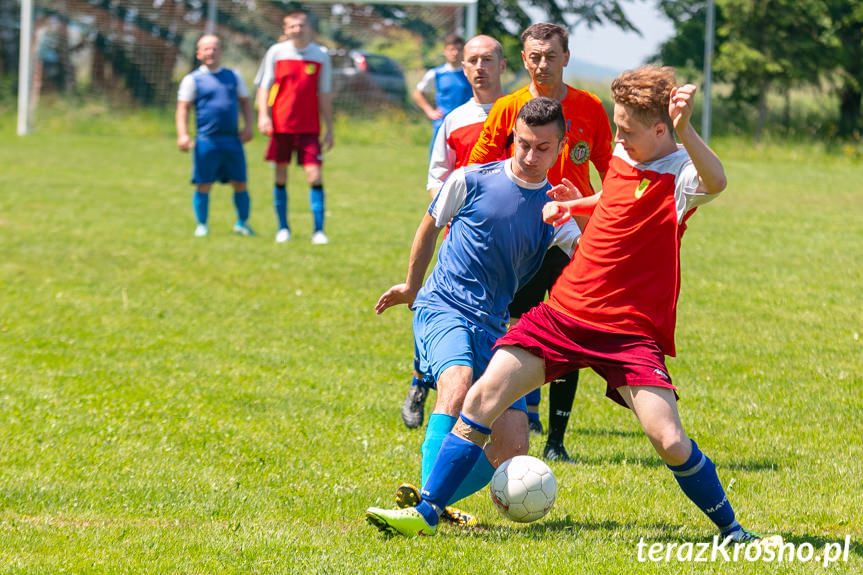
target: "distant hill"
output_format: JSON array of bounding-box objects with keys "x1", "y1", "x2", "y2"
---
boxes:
[{"x1": 565, "y1": 58, "x2": 621, "y2": 81}]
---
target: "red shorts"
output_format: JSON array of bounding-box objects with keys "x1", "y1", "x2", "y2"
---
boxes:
[
  {"x1": 496, "y1": 303, "x2": 677, "y2": 407},
  {"x1": 265, "y1": 133, "x2": 322, "y2": 166}
]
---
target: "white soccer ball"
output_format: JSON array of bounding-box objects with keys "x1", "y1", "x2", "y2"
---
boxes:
[{"x1": 489, "y1": 455, "x2": 557, "y2": 523}]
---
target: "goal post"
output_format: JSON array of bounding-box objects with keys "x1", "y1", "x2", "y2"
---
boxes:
[{"x1": 15, "y1": 0, "x2": 478, "y2": 135}]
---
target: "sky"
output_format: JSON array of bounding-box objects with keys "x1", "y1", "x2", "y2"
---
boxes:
[{"x1": 567, "y1": 2, "x2": 676, "y2": 74}]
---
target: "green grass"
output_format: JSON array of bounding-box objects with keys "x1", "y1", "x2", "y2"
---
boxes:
[{"x1": 0, "y1": 111, "x2": 861, "y2": 574}]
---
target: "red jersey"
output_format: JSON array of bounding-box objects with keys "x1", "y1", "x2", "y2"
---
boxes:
[
  {"x1": 257, "y1": 41, "x2": 331, "y2": 134},
  {"x1": 427, "y1": 99, "x2": 498, "y2": 191},
  {"x1": 469, "y1": 85, "x2": 612, "y2": 195},
  {"x1": 547, "y1": 145, "x2": 720, "y2": 356}
]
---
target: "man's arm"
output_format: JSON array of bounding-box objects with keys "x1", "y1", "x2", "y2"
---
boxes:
[
  {"x1": 176, "y1": 100, "x2": 192, "y2": 151},
  {"x1": 375, "y1": 212, "x2": 443, "y2": 314},
  {"x1": 413, "y1": 69, "x2": 443, "y2": 121},
  {"x1": 319, "y1": 92, "x2": 334, "y2": 151},
  {"x1": 238, "y1": 96, "x2": 253, "y2": 143},
  {"x1": 671, "y1": 84, "x2": 726, "y2": 195},
  {"x1": 543, "y1": 193, "x2": 602, "y2": 227},
  {"x1": 256, "y1": 84, "x2": 273, "y2": 135}
]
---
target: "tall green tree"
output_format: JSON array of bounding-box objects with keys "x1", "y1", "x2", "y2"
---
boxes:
[{"x1": 824, "y1": 1, "x2": 863, "y2": 137}]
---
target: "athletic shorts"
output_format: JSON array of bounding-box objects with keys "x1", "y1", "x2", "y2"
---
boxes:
[
  {"x1": 508, "y1": 246, "x2": 571, "y2": 318},
  {"x1": 265, "y1": 133, "x2": 322, "y2": 165},
  {"x1": 193, "y1": 137, "x2": 246, "y2": 184},
  {"x1": 413, "y1": 306, "x2": 527, "y2": 413},
  {"x1": 495, "y1": 303, "x2": 676, "y2": 408}
]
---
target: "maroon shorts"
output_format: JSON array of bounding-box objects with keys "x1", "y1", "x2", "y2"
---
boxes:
[
  {"x1": 496, "y1": 303, "x2": 677, "y2": 408},
  {"x1": 265, "y1": 133, "x2": 322, "y2": 166}
]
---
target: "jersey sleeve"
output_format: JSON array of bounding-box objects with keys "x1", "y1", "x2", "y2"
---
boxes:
[
  {"x1": 469, "y1": 100, "x2": 510, "y2": 164},
  {"x1": 550, "y1": 219, "x2": 582, "y2": 257},
  {"x1": 318, "y1": 47, "x2": 332, "y2": 94},
  {"x1": 427, "y1": 118, "x2": 456, "y2": 192},
  {"x1": 256, "y1": 46, "x2": 277, "y2": 90},
  {"x1": 590, "y1": 99, "x2": 613, "y2": 175},
  {"x1": 177, "y1": 74, "x2": 196, "y2": 102},
  {"x1": 675, "y1": 161, "x2": 719, "y2": 222},
  {"x1": 428, "y1": 168, "x2": 467, "y2": 227},
  {"x1": 416, "y1": 68, "x2": 436, "y2": 93},
  {"x1": 233, "y1": 70, "x2": 250, "y2": 99}
]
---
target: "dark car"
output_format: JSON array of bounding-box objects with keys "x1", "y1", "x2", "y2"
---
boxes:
[{"x1": 330, "y1": 49, "x2": 407, "y2": 106}]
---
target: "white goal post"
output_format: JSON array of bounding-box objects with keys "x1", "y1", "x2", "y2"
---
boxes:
[{"x1": 16, "y1": 0, "x2": 478, "y2": 135}]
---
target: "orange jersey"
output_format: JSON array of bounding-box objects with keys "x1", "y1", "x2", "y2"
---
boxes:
[{"x1": 469, "y1": 85, "x2": 612, "y2": 195}]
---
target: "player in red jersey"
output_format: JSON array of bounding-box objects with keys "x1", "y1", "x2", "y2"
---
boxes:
[
  {"x1": 367, "y1": 66, "x2": 775, "y2": 545},
  {"x1": 471, "y1": 23, "x2": 612, "y2": 461},
  {"x1": 256, "y1": 10, "x2": 333, "y2": 245}
]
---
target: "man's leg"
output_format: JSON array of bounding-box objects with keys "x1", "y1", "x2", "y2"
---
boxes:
[
  {"x1": 230, "y1": 181, "x2": 254, "y2": 235},
  {"x1": 618, "y1": 385, "x2": 752, "y2": 539},
  {"x1": 544, "y1": 371, "x2": 579, "y2": 463},
  {"x1": 303, "y1": 163, "x2": 327, "y2": 244},
  {"x1": 193, "y1": 183, "x2": 212, "y2": 237},
  {"x1": 273, "y1": 163, "x2": 290, "y2": 242}
]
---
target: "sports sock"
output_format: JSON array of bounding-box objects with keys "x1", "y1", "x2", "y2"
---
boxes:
[
  {"x1": 419, "y1": 416, "x2": 490, "y2": 522},
  {"x1": 273, "y1": 185, "x2": 289, "y2": 230},
  {"x1": 667, "y1": 439, "x2": 736, "y2": 530},
  {"x1": 526, "y1": 388, "x2": 541, "y2": 426},
  {"x1": 309, "y1": 186, "x2": 325, "y2": 232},
  {"x1": 233, "y1": 190, "x2": 250, "y2": 223},
  {"x1": 446, "y1": 450, "x2": 495, "y2": 505},
  {"x1": 193, "y1": 191, "x2": 209, "y2": 224},
  {"x1": 421, "y1": 413, "x2": 457, "y2": 486},
  {"x1": 547, "y1": 371, "x2": 578, "y2": 444}
]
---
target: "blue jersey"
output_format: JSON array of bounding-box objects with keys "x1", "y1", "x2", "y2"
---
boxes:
[
  {"x1": 433, "y1": 64, "x2": 472, "y2": 116},
  {"x1": 191, "y1": 68, "x2": 240, "y2": 138},
  {"x1": 413, "y1": 160, "x2": 580, "y2": 339}
]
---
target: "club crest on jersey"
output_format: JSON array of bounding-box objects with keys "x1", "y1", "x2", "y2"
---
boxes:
[
  {"x1": 569, "y1": 140, "x2": 590, "y2": 165},
  {"x1": 634, "y1": 178, "x2": 650, "y2": 199},
  {"x1": 305, "y1": 63, "x2": 318, "y2": 75}
]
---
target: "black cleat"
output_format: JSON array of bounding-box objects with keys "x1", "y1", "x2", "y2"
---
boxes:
[
  {"x1": 401, "y1": 384, "x2": 428, "y2": 428},
  {"x1": 543, "y1": 441, "x2": 576, "y2": 464}
]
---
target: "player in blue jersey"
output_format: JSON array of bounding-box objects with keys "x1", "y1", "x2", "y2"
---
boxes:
[
  {"x1": 412, "y1": 34, "x2": 474, "y2": 155},
  {"x1": 374, "y1": 97, "x2": 582, "y2": 528},
  {"x1": 177, "y1": 34, "x2": 254, "y2": 237}
]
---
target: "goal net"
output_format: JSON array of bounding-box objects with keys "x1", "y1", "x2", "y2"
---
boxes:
[{"x1": 12, "y1": 0, "x2": 477, "y2": 133}]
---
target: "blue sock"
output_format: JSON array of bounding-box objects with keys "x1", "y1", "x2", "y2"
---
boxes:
[
  {"x1": 417, "y1": 419, "x2": 490, "y2": 526},
  {"x1": 309, "y1": 186, "x2": 325, "y2": 232},
  {"x1": 421, "y1": 413, "x2": 457, "y2": 486},
  {"x1": 273, "y1": 185, "x2": 288, "y2": 230},
  {"x1": 447, "y1": 451, "x2": 495, "y2": 505},
  {"x1": 193, "y1": 191, "x2": 209, "y2": 225},
  {"x1": 233, "y1": 191, "x2": 250, "y2": 223},
  {"x1": 667, "y1": 440, "x2": 736, "y2": 531},
  {"x1": 526, "y1": 388, "x2": 541, "y2": 421}
]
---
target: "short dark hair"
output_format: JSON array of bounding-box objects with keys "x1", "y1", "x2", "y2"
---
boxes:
[
  {"x1": 521, "y1": 23, "x2": 568, "y2": 50},
  {"x1": 444, "y1": 34, "x2": 465, "y2": 47},
  {"x1": 515, "y1": 97, "x2": 565, "y2": 139}
]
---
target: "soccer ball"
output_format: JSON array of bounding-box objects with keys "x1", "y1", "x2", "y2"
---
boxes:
[{"x1": 489, "y1": 455, "x2": 557, "y2": 523}]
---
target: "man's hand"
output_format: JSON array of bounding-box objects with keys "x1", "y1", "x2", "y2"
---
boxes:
[
  {"x1": 670, "y1": 84, "x2": 696, "y2": 132},
  {"x1": 240, "y1": 126, "x2": 253, "y2": 144},
  {"x1": 543, "y1": 202, "x2": 571, "y2": 227},
  {"x1": 547, "y1": 178, "x2": 583, "y2": 202},
  {"x1": 321, "y1": 129, "x2": 334, "y2": 152},
  {"x1": 177, "y1": 134, "x2": 192, "y2": 152},
  {"x1": 426, "y1": 108, "x2": 444, "y2": 121},
  {"x1": 258, "y1": 116, "x2": 274, "y2": 136},
  {"x1": 375, "y1": 283, "x2": 416, "y2": 314}
]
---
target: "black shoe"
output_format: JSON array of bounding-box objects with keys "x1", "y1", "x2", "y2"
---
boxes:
[
  {"x1": 543, "y1": 441, "x2": 575, "y2": 463},
  {"x1": 401, "y1": 385, "x2": 428, "y2": 428},
  {"x1": 528, "y1": 418, "x2": 544, "y2": 434}
]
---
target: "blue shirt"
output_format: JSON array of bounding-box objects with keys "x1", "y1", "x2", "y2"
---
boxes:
[
  {"x1": 433, "y1": 64, "x2": 472, "y2": 116},
  {"x1": 190, "y1": 68, "x2": 240, "y2": 138},
  {"x1": 413, "y1": 159, "x2": 580, "y2": 339}
]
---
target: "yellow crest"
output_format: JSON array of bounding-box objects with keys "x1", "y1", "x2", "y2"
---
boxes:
[
  {"x1": 305, "y1": 63, "x2": 318, "y2": 75},
  {"x1": 634, "y1": 178, "x2": 650, "y2": 199}
]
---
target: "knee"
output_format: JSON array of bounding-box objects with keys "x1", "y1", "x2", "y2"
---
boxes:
[{"x1": 652, "y1": 433, "x2": 691, "y2": 466}]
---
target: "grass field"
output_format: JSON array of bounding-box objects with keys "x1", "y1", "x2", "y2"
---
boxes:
[{"x1": 1, "y1": 110, "x2": 861, "y2": 574}]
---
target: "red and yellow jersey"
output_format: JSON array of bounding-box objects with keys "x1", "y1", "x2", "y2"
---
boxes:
[
  {"x1": 547, "y1": 144, "x2": 720, "y2": 356},
  {"x1": 469, "y1": 85, "x2": 612, "y2": 196},
  {"x1": 257, "y1": 41, "x2": 331, "y2": 134}
]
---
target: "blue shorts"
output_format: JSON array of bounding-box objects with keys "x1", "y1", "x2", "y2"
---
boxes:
[
  {"x1": 412, "y1": 306, "x2": 527, "y2": 413},
  {"x1": 193, "y1": 137, "x2": 247, "y2": 184}
]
